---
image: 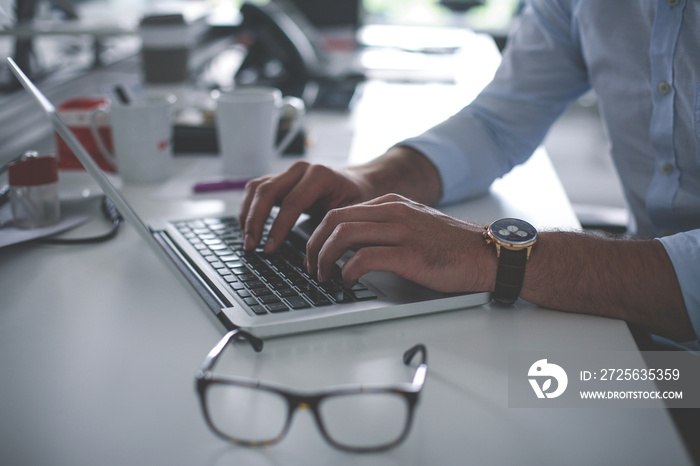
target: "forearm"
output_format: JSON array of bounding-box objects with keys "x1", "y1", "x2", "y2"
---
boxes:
[
  {"x1": 347, "y1": 146, "x2": 442, "y2": 206},
  {"x1": 521, "y1": 231, "x2": 694, "y2": 342}
]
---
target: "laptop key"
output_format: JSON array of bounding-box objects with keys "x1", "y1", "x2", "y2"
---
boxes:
[
  {"x1": 267, "y1": 302, "x2": 289, "y2": 313},
  {"x1": 252, "y1": 287, "x2": 274, "y2": 298},
  {"x1": 301, "y1": 287, "x2": 332, "y2": 306},
  {"x1": 250, "y1": 305, "x2": 267, "y2": 315},
  {"x1": 260, "y1": 295, "x2": 282, "y2": 305},
  {"x1": 281, "y1": 295, "x2": 308, "y2": 309},
  {"x1": 245, "y1": 280, "x2": 268, "y2": 290},
  {"x1": 228, "y1": 281, "x2": 245, "y2": 291},
  {"x1": 277, "y1": 287, "x2": 298, "y2": 298},
  {"x1": 352, "y1": 289, "x2": 378, "y2": 301}
]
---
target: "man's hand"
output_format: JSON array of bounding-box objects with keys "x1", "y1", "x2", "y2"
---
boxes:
[
  {"x1": 304, "y1": 193, "x2": 694, "y2": 342},
  {"x1": 239, "y1": 161, "x2": 375, "y2": 254},
  {"x1": 305, "y1": 193, "x2": 497, "y2": 294}
]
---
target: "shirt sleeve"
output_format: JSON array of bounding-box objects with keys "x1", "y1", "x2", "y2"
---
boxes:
[
  {"x1": 657, "y1": 230, "x2": 700, "y2": 342},
  {"x1": 399, "y1": 0, "x2": 590, "y2": 204}
]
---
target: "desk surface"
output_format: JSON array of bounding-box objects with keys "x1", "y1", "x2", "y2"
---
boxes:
[{"x1": 0, "y1": 40, "x2": 692, "y2": 465}]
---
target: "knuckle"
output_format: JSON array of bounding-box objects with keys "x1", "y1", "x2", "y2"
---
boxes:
[
  {"x1": 333, "y1": 221, "x2": 355, "y2": 239},
  {"x1": 389, "y1": 200, "x2": 414, "y2": 216},
  {"x1": 290, "y1": 160, "x2": 311, "y2": 171},
  {"x1": 255, "y1": 179, "x2": 278, "y2": 198},
  {"x1": 324, "y1": 208, "x2": 342, "y2": 224},
  {"x1": 379, "y1": 193, "x2": 406, "y2": 203},
  {"x1": 306, "y1": 163, "x2": 331, "y2": 177},
  {"x1": 243, "y1": 178, "x2": 263, "y2": 194},
  {"x1": 279, "y1": 192, "x2": 305, "y2": 211},
  {"x1": 321, "y1": 208, "x2": 349, "y2": 232}
]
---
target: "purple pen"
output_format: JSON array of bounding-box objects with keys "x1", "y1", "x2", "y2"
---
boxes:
[{"x1": 193, "y1": 179, "x2": 251, "y2": 193}]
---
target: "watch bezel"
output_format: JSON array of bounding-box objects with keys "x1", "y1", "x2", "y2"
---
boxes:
[{"x1": 486, "y1": 218, "x2": 538, "y2": 251}]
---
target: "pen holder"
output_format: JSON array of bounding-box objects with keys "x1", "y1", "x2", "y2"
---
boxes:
[{"x1": 8, "y1": 153, "x2": 60, "y2": 229}]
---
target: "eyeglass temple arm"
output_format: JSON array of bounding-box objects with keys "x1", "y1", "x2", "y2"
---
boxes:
[
  {"x1": 403, "y1": 344, "x2": 428, "y2": 387},
  {"x1": 200, "y1": 329, "x2": 264, "y2": 374}
]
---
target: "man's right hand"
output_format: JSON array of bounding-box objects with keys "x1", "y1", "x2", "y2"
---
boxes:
[{"x1": 239, "y1": 160, "x2": 375, "y2": 254}]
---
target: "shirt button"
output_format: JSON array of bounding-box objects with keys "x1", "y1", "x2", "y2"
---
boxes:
[
  {"x1": 660, "y1": 163, "x2": 674, "y2": 175},
  {"x1": 667, "y1": 0, "x2": 680, "y2": 7},
  {"x1": 658, "y1": 82, "x2": 671, "y2": 94}
]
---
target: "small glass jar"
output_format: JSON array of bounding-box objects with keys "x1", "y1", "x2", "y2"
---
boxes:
[{"x1": 8, "y1": 153, "x2": 60, "y2": 229}]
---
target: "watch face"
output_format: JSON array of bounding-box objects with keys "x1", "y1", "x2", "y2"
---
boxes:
[{"x1": 489, "y1": 218, "x2": 538, "y2": 246}]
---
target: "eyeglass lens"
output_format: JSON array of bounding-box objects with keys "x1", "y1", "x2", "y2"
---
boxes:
[
  {"x1": 206, "y1": 384, "x2": 410, "y2": 449},
  {"x1": 206, "y1": 384, "x2": 289, "y2": 444},
  {"x1": 318, "y1": 392, "x2": 410, "y2": 449}
]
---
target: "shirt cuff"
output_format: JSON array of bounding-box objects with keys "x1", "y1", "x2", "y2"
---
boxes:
[
  {"x1": 657, "y1": 231, "x2": 700, "y2": 342},
  {"x1": 397, "y1": 134, "x2": 475, "y2": 205}
]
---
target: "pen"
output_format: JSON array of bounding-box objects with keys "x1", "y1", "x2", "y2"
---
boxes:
[
  {"x1": 193, "y1": 179, "x2": 251, "y2": 193},
  {"x1": 114, "y1": 85, "x2": 131, "y2": 105}
]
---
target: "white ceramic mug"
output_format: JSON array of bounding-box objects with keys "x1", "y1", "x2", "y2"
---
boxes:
[
  {"x1": 90, "y1": 96, "x2": 175, "y2": 184},
  {"x1": 214, "y1": 87, "x2": 305, "y2": 178}
]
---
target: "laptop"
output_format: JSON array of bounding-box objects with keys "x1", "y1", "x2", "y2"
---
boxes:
[{"x1": 8, "y1": 57, "x2": 491, "y2": 338}]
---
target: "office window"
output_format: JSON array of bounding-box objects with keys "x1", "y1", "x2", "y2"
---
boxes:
[
  {"x1": 229, "y1": 0, "x2": 519, "y2": 30},
  {"x1": 364, "y1": 0, "x2": 519, "y2": 31}
]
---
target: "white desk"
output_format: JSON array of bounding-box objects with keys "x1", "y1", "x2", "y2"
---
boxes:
[{"x1": 0, "y1": 37, "x2": 692, "y2": 465}]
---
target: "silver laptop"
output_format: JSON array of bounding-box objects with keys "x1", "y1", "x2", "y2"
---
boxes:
[{"x1": 8, "y1": 57, "x2": 491, "y2": 338}]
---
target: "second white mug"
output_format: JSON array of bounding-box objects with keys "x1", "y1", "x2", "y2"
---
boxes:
[{"x1": 215, "y1": 87, "x2": 305, "y2": 179}]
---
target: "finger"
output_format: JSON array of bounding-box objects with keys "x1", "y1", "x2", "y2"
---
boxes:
[
  {"x1": 305, "y1": 204, "x2": 398, "y2": 274},
  {"x1": 241, "y1": 162, "x2": 310, "y2": 250},
  {"x1": 239, "y1": 177, "x2": 267, "y2": 230},
  {"x1": 307, "y1": 202, "x2": 414, "y2": 257},
  {"x1": 313, "y1": 222, "x2": 405, "y2": 281},
  {"x1": 264, "y1": 164, "x2": 346, "y2": 253}
]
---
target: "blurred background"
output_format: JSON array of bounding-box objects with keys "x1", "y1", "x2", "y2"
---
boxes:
[{"x1": 0, "y1": 0, "x2": 626, "y2": 220}]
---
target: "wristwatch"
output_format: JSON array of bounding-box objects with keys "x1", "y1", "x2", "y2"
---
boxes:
[{"x1": 484, "y1": 218, "x2": 538, "y2": 304}]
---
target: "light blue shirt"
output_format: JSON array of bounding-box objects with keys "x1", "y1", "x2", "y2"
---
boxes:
[{"x1": 401, "y1": 0, "x2": 700, "y2": 342}]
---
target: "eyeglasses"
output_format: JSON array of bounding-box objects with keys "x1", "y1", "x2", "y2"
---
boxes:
[{"x1": 195, "y1": 329, "x2": 428, "y2": 453}]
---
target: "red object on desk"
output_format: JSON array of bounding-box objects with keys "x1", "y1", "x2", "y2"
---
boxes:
[
  {"x1": 8, "y1": 154, "x2": 58, "y2": 186},
  {"x1": 55, "y1": 97, "x2": 115, "y2": 173}
]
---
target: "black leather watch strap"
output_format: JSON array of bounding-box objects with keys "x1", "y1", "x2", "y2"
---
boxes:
[{"x1": 493, "y1": 247, "x2": 528, "y2": 304}]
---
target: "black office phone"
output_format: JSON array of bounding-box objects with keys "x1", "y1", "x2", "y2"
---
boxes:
[{"x1": 235, "y1": 0, "x2": 364, "y2": 110}]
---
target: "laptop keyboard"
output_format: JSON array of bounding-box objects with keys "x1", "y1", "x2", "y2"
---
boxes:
[{"x1": 174, "y1": 216, "x2": 377, "y2": 315}]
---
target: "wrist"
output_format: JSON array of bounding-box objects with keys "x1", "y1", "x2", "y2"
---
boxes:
[
  {"x1": 484, "y1": 218, "x2": 539, "y2": 304},
  {"x1": 350, "y1": 146, "x2": 442, "y2": 205}
]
